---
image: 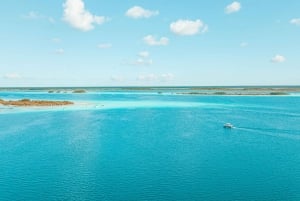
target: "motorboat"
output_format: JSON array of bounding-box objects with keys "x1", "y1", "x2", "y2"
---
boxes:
[{"x1": 223, "y1": 123, "x2": 234, "y2": 129}]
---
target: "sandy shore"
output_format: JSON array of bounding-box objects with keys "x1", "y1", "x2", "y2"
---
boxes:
[{"x1": 0, "y1": 99, "x2": 73, "y2": 107}]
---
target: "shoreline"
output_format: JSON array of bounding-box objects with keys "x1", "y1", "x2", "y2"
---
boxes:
[
  {"x1": 0, "y1": 99, "x2": 73, "y2": 107},
  {"x1": 1, "y1": 86, "x2": 300, "y2": 96}
]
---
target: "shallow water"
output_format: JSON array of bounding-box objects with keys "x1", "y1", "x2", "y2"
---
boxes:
[{"x1": 0, "y1": 92, "x2": 300, "y2": 200}]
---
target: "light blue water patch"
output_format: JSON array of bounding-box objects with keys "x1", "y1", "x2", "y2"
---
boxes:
[
  {"x1": 1, "y1": 92, "x2": 300, "y2": 201},
  {"x1": 0, "y1": 100, "x2": 234, "y2": 114}
]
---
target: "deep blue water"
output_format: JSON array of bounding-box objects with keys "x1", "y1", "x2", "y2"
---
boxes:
[{"x1": 1, "y1": 92, "x2": 300, "y2": 201}]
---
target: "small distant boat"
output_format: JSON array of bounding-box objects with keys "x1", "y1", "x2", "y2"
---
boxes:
[{"x1": 223, "y1": 123, "x2": 234, "y2": 129}]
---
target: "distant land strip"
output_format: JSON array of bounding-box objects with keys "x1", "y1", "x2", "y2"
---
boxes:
[{"x1": 0, "y1": 99, "x2": 73, "y2": 107}]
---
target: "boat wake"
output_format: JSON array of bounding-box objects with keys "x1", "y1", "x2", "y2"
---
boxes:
[{"x1": 234, "y1": 126, "x2": 300, "y2": 140}]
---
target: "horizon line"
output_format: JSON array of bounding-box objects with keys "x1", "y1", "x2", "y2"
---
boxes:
[{"x1": 1, "y1": 85, "x2": 300, "y2": 89}]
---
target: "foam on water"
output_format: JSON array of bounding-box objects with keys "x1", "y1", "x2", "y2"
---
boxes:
[{"x1": 235, "y1": 127, "x2": 300, "y2": 140}]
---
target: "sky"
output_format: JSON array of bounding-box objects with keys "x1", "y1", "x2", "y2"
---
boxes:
[{"x1": 0, "y1": 0, "x2": 300, "y2": 87}]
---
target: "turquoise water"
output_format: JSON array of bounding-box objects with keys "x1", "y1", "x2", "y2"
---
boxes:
[{"x1": 1, "y1": 91, "x2": 300, "y2": 200}]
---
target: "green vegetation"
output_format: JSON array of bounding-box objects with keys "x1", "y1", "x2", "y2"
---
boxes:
[
  {"x1": 269, "y1": 92, "x2": 289, "y2": 95},
  {"x1": 178, "y1": 92, "x2": 208, "y2": 95},
  {"x1": 214, "y1": 92, "x2": 227, "y2": 95},
  {"x1": 72, "y1": 89, "x2": 86, "y2": 93}
]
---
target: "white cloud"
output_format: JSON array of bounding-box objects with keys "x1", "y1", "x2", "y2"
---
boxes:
[
  {"x1": 143, "y1": 35, "x2": 169, "y2": 46},
  {"x1": 170, "y1": 19, "x2": 208, "y2": 36},
  {"x1": 290, "y1": 18, "x2": 300, "y2": 26},
  {"x1": 126, "y1": 6, "x2": 159, "y2": 19},
  {"x1": 137, "y1": 73, "x2": 174, "y2": 82},
  {"x1": 4, "y1": 73, "x2": 22, "y2": 79},
  {"x1": 63, "y1": 0, "x2": 107, "y2": 31},
  {"x1": 138, "y1": 51, "x2": 149, "y2": 58},
  {"x1": 98, "y1": 43, "x2": 112, "y2": 49},
  {"x1": 135, "y1": 51, "x2": 152, "y2": 65},
  {"x1": 271, "y1": 55, "x2": 286, "y2": 63},
  {"x1": 55, "y1": 48, "x2": 64, "y2": 54},
  {"x1": 123, "y1": 51, "x2": 153, "y2": 66},
  {"x1": 225, "y1": 2, "x2": 241, "y2": 14}
]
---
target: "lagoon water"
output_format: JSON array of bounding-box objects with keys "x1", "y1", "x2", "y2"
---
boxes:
[{"x1": 1, "y1": 91, "x2": 300, "y2": 200}]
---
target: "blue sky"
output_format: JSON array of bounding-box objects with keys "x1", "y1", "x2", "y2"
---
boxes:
[{"x1": 0, "y1": 0, "x2": 300, "y2": 87}]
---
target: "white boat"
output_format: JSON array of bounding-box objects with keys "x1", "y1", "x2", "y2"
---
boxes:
[{"x1": 223, "y1": 123, "x2": 234, "y2": 129}]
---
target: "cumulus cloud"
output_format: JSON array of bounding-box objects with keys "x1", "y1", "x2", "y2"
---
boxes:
[
  {"x1": 170, "y1": 19, "x2": 208, "y2": 36},
  {"x1": 135, "y1": 51, "x2": 152, "y2": 65},
  {"x1": 137, "y1": 73, "x2": 174, "y2": 82},
  {"x1": 271, "y1": 55, "x2": 286, "y2": 63},
  {"x1": 126, "y1": 6, "x2": 159, "y2": 19},
  {"x1": 290, "y1": 18, "x2": 300, "y2": 26},
  {"x1": 225, "y1": 2, "x2": 241, "y2": 14},
  {"x1": 143, "y1": 35, "x2": 169, "y2": 46},
  {"x1": 98, "y1": 43, "x2": 112, "y2": 49},
  {"x1": 4, "y1": 73, "x2": 22, "y2": 79},
  {"x1": 63, "y1": 0, "x2": 107, "y2": 31},
  {"x1": 123, "y1": 51, "x2": 153, "y2": 66}
]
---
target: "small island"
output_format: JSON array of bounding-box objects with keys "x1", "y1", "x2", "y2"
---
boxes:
[
  {"x1": 175, "y1": 87, "x2": 294, "y2": 96},
  {"x1": 0, "y1": 99, "x2": 73, "y2": 107},
  {"x1": 72, "y1": 89, "x2": 86, "y2": 93}
]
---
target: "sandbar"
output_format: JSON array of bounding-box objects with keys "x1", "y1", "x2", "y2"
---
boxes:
[{"x1": 0, "y1": 99, "x2": 73, "y2": 107}]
